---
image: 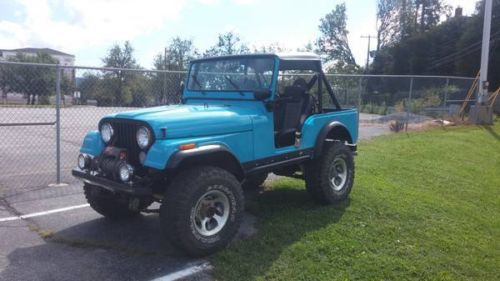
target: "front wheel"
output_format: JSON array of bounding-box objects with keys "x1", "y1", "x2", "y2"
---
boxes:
[
  {"x1": 304, "y1": 142, "x2": 355, "y2": 204},
  {"x1": 160, "y1": 166, "x2": 244, "y2": 257}
]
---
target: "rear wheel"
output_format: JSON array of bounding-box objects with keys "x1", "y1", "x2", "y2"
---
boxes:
[
  {"x1": 241, "y1": 172, "x2": 268, "y2": 190},
  {"x1": 84, "y1": 183, "x2": 148, "y2": 219},
  {"x1": 304, "y1": 142, "x2": 354, "y2": 204},
  {"x1": 160, "y1": 166, "x2": 244, "y2": 257}
]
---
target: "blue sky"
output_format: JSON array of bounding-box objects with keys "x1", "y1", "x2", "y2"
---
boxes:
[{"x1": 0, "y1": 0, "x2": 477, "y2": 68}]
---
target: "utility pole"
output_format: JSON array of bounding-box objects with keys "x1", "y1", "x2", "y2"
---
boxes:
[
  {"x1": 479, "y1": 0, "x2": 492, "y2": 104},
  {"x1": 471, "y1": 0, "x2": 493, "y2": 124},
  {"x1": 361, "y1": 35, "x2": 376, "y2": 71}
]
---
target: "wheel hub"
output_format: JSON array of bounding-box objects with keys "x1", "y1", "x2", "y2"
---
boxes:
[
  {"x1": 193, "y1": 188, "x2": 230, "y2": 236},
  {"x1": 328, "y1": 157, "x2": 348, "y2": 191}
]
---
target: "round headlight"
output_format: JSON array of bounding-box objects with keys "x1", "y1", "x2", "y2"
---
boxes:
[
  {"x1": 77, "y1": 154, "x2": 89, "y2": 169},
  {"x1": 136, "y1": 126, "x2": 151, "y2": 149},
  {"x1": 118, "y1": 162, "x2": 134, "y2": 182},
  {"x1": 100, "y1": 123, "x2": 113, "y2": 143}
]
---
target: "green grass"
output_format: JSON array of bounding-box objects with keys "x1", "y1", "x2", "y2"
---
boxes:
[{"x1": 211, "y1": 123, "x2": 500, "y2": 281}]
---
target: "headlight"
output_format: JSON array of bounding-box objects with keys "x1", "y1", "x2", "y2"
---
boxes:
[
  {"x1": 136, "y1": 126, "x2": 151, "y2": 149},
  {"x1": 118, "y1": 162, "x2": 134, "y2": 182},
  {"x1": 77, "y1": 154, "x2": 90, "y2": 169},
  {"x1": 100, "y1": 123, "x2": 113, "y2": 143}
]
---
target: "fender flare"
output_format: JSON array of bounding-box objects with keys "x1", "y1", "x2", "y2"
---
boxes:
[
  {"x1": 313, "y1": 121, "x2": 353, "y2": 159},
  {"x1": 165, "y1": 144, "x2": 245, "y2": 179}
]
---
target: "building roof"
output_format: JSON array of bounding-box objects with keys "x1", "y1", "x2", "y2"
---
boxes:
[{"x1": 0, "y1": 48, "x2": 74, "y2": 57}]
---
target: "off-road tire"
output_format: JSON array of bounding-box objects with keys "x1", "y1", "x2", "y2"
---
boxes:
[
  {"x1": 160, "y1": 166, "x2": 244, "y2": 257},
  {"x1": 84, "y1": 183, "x2": 145, "y2": 219},
  {"x1": 241, "y1": 172, "x2": 268, "y2": 190},
  {"x1": 304, "y1": 142, "x2": 354, "y2": 204}
]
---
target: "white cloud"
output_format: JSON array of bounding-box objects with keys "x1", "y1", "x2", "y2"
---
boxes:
[
  {"x1": 232, "y1": 0, "x2": 257, "y2": 5},
  {"x1": 0, "y1": 0, "x2": 187, "y2": 54},
  {"x1": 197, "y1": 0, "x2": 220, "y2": 5},
  {"x1": 197, "y1": 0, "x2": 256, "y2": 5}
]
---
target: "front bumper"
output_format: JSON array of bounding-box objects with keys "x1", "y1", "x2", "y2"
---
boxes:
[{"x1": 72, "y1": 169, "x2": 152, "y2": 197}]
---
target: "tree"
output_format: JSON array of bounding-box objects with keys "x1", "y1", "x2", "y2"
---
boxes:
[
  {"x1": 375, "y1": 0, "x2": 449, "y2": 52},
  {"x1": 102, "y1": 41, "x2": 137, "y2": 69},
  {"x1": 98, "y1": 41, "x2": 150, "y2": 106},
  {"x1": 203, "y1": 32, "x2": 249, "y2": 57},
  {"x1": 0, "y1": 63, "x2": 13, "y2": 104},
  {"x1": 7, "y1": 52, "x2": 58, "y2": 105},
  {"x1": 376, "y1": 0, "x2": 401, "y2": 51},
  {"x1": 252, "y1": 42, "x2": 290, "y2": 53},
  {"x1": 369, "y1": 0, "x2": 500, "y2": 100},
  {"x1": 151, "y1": 37, "x2": 197, "y2": 104},
  {"x1": 317, "y1": 3, "x2": 358, "y2": 73},
  {"x1": 455, "y1": 0, "x2": 500, "y2": 90},
  {"x1": 77, "y1": 73, "x2": 100, "y2": 103},
  {"x1": 414, "y1": 0, "x2": 450, "y2": 33},
  {"x1": 298, "y1": 41, "x2": 317, "y2": 53},
  {"x1": 155, "y1": 37, "x2": 198, "y2": 71}
]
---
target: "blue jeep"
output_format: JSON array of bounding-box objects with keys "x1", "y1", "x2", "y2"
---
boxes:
[{"x1": 73, "y1": 53, "x2": 358, "y2": 256}]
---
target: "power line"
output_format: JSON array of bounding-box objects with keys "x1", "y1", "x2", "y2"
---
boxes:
[
  {"x1": 427, "y1": 32, "x2": 500, "y2": 70},
  {"x1": 427, "y1": 39, "x2": 497, "y2": 70},
  {"x1": 430, "y1": 29, "x2": 500, "y2": 65}
]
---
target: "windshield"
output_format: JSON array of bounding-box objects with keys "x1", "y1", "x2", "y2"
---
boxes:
[{"x1": 187, "y1": 57, "x2": 275, "y2": 92}]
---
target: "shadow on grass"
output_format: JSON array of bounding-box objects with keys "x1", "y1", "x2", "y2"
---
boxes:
[
  {"x1": 213, "y1": 184, "x2": 350, "y2": 281},
  {"x1": 480, "y1": 125, "x2": 500, "y2": 141}
]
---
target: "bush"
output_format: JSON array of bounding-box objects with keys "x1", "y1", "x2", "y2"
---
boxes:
[{"x1": 361, "y1": 102, "x2": 388, "y2": 115}]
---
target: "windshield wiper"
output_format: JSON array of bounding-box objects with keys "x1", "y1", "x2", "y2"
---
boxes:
[{"x1": 224, "y1": 75, "x2": 240, "y2": 91}]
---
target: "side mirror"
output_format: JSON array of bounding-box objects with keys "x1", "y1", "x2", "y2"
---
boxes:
[{"x1": 253, "y1": 89, "x2": 271, "y2": 101}]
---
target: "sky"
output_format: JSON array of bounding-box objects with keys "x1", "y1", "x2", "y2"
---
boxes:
[{"x1": 0, "y1": 0, "x2": 479, "y2": 68}]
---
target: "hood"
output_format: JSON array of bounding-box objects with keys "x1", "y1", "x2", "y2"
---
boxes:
[{"x1": 105, "y1": 104, "x2": 253, "y2": 139}]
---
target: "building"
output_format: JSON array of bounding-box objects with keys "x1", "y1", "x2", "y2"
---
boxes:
[{"x1": 0, "y1": 47, "x2": 75, "y2": 78}]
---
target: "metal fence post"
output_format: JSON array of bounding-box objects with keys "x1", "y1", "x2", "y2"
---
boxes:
[
  {"x1": 55, "y1": 64, "x2": 61, "y2": 184},
  {"x1": 357, "y1": 76, "x2": 362, "y2": 138},
  {"x1": 406, "y1": 77, "x2": 414, "y2": 132},
  {"x1": 443, "y1": 78, "x2": 449, "y2": 122}
]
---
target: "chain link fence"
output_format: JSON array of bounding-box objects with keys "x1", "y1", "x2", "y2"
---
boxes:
[{"x1": 0, "y1": 61, "x2": 475, "y2": 192}]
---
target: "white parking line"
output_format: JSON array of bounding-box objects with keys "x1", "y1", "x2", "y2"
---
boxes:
[
  {"x1": 151, "y1": 262, "x2": 212, "y2": 281},
  {"x1": 0, "y1": 204, "x2": 90, "y2": 222}
]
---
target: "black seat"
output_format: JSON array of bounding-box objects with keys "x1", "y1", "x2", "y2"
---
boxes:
[{"x1": 274, "y1": 79, "x2": 314, "y2": 147}]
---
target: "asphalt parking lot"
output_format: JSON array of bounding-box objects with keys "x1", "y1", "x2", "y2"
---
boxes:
[{"x1": 0, "y1": 107, "x2": 391, "y2": 281}]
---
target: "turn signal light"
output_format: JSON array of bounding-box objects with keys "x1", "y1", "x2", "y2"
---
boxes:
[{"x1": 179, "y1": 143, "x2": 196, "y2": 151}]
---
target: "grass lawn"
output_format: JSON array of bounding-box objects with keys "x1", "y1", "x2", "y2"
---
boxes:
[{"x1": 211, "y1": 122, "x2": 500, "y2": 281}]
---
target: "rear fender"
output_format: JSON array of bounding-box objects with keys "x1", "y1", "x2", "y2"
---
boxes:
[{"x1": 314, "y1": 121, "x2": 354, "y2": 158}]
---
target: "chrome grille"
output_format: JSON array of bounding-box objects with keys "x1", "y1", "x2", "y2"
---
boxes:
[{"x1": 109, "y1": 120, "x2": 143, "y2": 166}]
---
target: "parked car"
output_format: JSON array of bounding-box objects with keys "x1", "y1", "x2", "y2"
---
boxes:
[{"x1": 73, "y1": 53, "x2": 358, "y2": 256}]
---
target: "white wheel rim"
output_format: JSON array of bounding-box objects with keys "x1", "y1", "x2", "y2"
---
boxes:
[
  {"x1": 193, "y1": 188, "x2": 230, "y2": 236},
  {"x1": 328, "y1": 157, "x2": 348, "y2": 191}
]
